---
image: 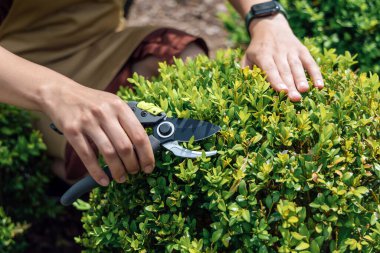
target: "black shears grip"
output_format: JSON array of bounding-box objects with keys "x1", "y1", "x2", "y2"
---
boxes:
[
  {"x1": 60, "y1": 135, "x2": 161, "y2": 206},
  {"x1": 60, "y1": 166, "x2": 112, "y2": 206}
]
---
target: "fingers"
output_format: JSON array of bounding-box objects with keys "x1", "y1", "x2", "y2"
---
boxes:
[
  {"x1": 245, "y1": 48, "x2": 324, "y2": 102},
  {"x1": 101, "y1": 118, "x2": 141, "y2": 176},
  {"x1": 252, "y1": 55, "x2": 288, "y2": 93},
  {"x1": 274, "y1": 55, "x2": 302, "y2": 101},
  {"x1": 63, "y1": 98, "x2": 155, "y2": 186},
  {"x1": 86, "y1": 125, "x2": 129, "y2": 183},
  {"x1": 300, "y1": 50, "x2": 324, "y2": 89},
  {"x1": 288, "y1": 55, "x2": 309, "y2": 93},
  {"x1": 90, "y1": 98, "x2": 154, "y2": 181},
  {"x1": 118, "y1": 105, "x2": 155, "y2": 174},
  {"x1": 86, "y1": 99, "x2": 155, "y2": 183},
  {"x1": 64, "y1": 128, "x2": 110, "y2": 186},
  {"x1": 51, "y1": 84, "x2": 157, "y2": 186}
]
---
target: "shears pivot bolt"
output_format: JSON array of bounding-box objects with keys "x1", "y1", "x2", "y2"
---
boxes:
[{"x1": 157, "y1": 121, "x2": 175, "y2": 138}]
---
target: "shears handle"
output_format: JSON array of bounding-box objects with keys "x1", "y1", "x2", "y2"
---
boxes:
[{"x1": 60, "y1": 135, "x2": 161, "y2": 206}]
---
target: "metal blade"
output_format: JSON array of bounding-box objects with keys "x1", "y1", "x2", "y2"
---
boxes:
[
  {"x1": 162, "y1": 141, "x2": 218, "y2": 158},
  {"x1": 166, "y1": 117, "x2": 221, "y2": 142}
]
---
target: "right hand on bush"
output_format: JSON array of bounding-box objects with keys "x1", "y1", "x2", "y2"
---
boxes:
[
  {"x1": 41, "y1": 82, "x2": 155, "y2": 186},
  {"x1": 242, "y1": 14, "x2": 324, "y2": 102}
]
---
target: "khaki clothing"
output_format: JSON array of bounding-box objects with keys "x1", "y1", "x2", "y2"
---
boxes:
[{"x1": 0, "y1": 0, "x2": 158, "y2": 159}]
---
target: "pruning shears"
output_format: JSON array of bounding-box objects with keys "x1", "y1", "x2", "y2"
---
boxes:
[{"x1": 52, "y1": 101, "x2": 221, "y2": 206}]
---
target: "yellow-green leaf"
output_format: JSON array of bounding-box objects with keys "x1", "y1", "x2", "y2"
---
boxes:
[
  {"x1": 295, "y1": 242, "x2": 310, "y2": 250},
  {"x1": 291, "y1": 232, "x2": 306, "y2": 240},
  {"x1": 288, "y1": 216, "x2": 299, "y2": 224}
]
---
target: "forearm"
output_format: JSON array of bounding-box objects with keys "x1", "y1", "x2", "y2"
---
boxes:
[
  {"x1": 0, "y1": 46, "x2": 76, "y2": 111},
  {"x1": 0, "y1": 47, "x2": 156, "y2": 184},
  {"x1": 228, "y1": 0, "x2": 271, "y2": 17}
]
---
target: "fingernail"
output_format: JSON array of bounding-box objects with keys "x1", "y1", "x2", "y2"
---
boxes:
[
  {"x1": 100, "y1": 178, "x2": 109, "y2": 186},
  {"x1": 316, "y1": 79, "x2": 324, "y2": 88},
  {"x1": 279, "y1": 83, "x2": 288, "y2": 91},
  {"x1": 144, "y1": 165, "x2": 154, "y2": 173},
  {"x1": 119, "y1": 175, "x2": 126, "y2": 183},
  {"x1": 290, "y1": 91, "x2": 302, "y2": 102},
  {"x1": 299, "y1": 81, "x2": 309, "y2": 90}
]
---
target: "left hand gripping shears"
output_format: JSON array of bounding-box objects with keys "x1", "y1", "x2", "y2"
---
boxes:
[{"x1": 53, "y1": 101, "x2": 221, "y2": 206}]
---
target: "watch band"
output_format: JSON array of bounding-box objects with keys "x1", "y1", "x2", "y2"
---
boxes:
[{"x1": 245, "y1": 1, "x2": 288, "y2": 36}]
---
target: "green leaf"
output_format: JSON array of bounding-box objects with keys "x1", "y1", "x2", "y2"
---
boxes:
[
  {"x1": 295, "y1": 242, "x2": 310, "y2": 251},
  {"x1": 218, "y1": 199, "x2": 227, "y2": 211},
  {"x1": 355, "y1": 186, "x2": 369, "y2": 194},
  {"x1": 145, "y1": 205, "x2": 157, "y2": 212},
  {"x1": 370, "y1": 213, "x2": 377, "y2": 225},
  {"x1": 291, "y1": 232, "x2": 306, "y2": 241},
  {"x1": 241, "y1": 209, "x2": 250, "y2": 222},
  {"x1": 221, "y1": 233, "x2": 231, "y2": 247},
  {"x1": 73, "y1": 199, "x2": 91, "y2": 211},
  {"x1": 258, "y1": 245, "x2": 269, "y2": 253},
  {"x1": 265, "y1": 195, "x2": 273, "y2": 208},
  {"x1": 250, "y1": 133, "x2": 263, "y2": 144},
  {"x1": 238, "y1": 180, "x2": 248, "y2": 196},
  {"x1": 310, "y1": 240, "x2": 320, "y2": 253},
  {"x1": 288, "y1": 216, "x2": 299, "y2": 224},
  {"x1": 211, "y1": 229, "x2": 223, "y2": 243}
]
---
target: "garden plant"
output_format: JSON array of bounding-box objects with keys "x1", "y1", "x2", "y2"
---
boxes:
[
  {"x1": 0, "y1": 105, "x2": 59, "y2": 252},
  {"x1": 77, "y1": 43, "x2": 380, "y2": 252},
  {"x1": 0, "y1": 207, "x2": 27, "y2": 252}
]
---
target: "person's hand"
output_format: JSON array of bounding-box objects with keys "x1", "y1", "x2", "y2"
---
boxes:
[
  {"x1": 241, "y1": 13, "x2": 324, "y2": 101},
  {"x1": 40, "y1": 81, "x2": 155, "y2": 186}
]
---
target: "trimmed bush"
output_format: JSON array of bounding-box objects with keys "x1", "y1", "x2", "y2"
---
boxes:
[
  {"x1": 218, "y1": 0, "x2": 380, "y2": 73},
  {"x1": 78, "y1": 45, "x2": 380, "y2": 252}
]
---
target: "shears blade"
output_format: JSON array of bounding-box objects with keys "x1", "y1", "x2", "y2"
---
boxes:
[
  {"x1": 162, "y1": 141, "x2": 218, "y2": 158},
  {"x1": 165, "y1": 117, "x2": 220, "y2": 142}
]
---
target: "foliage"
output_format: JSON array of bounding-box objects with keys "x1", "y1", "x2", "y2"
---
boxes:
[
  {"x1": 0, "y1": 104, "x2": 60, "y2": 251},
  {"x1": 218, "y1": 0, "x2": 380, "y2": 73},
  {"x1": 78, "y1": 46, "x2": 380, "y2": 252},
  {"x1": 0, "y1": 104, "x2": 58, "y2": 219},
  {"x1": 0, "y1": 207, "x2": 28, "y2": 253}
]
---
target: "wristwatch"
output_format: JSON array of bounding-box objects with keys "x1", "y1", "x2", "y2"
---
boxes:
[{"x1": 245, "y1": 1, "x2": 287, "y2": 35}]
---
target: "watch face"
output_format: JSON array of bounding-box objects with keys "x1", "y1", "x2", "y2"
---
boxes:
[{"x1": 252, "y1": 1, "x2": 280, "y2": 17}]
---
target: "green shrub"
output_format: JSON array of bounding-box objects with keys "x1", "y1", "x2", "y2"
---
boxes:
[
  {"x1": 78, "y1": 45, "x2": 380, "y2": 252},
  {"x1": 0, "y1": 207, "x2": 28, "y2": 253},
  {"x1": 219, "y1": 0, "x2": 380, "y2": 73},
  {"x1": 0, "y1": 105, "x2": 60, "y2": 251},
  {"x1": 0, "y1": 104, "x2": 58, "y2": 219}
]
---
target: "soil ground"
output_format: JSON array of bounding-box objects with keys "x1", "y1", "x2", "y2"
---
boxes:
[{"x1": 25, "y1": 1, "x2": 231, "y2": 252}]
